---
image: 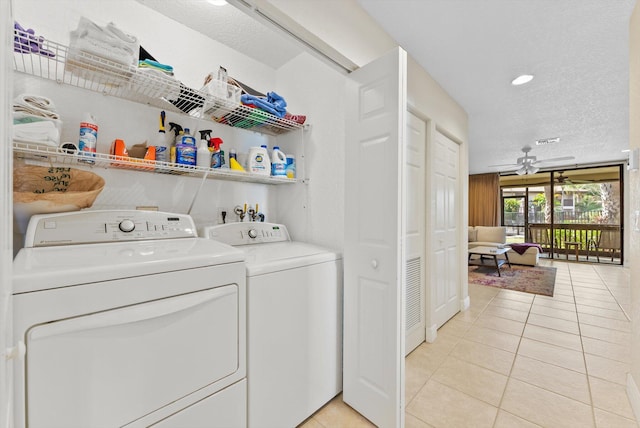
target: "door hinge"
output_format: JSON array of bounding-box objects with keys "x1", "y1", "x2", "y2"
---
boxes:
[{"x1": 5, "y1": 341, "x2": 26, "y2": 361}]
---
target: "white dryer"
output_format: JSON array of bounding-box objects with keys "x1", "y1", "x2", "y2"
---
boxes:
[
  {"x1": 202, "y1": 222, "x2": 343, "y2": 428},
  {"x1": 12, "y1": 210, "x2": 247, "y2": 428}
]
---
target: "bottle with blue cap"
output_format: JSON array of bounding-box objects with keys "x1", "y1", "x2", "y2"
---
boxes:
[{"x1": 271, "y1": 146, "x2": 287, "y2": 176}]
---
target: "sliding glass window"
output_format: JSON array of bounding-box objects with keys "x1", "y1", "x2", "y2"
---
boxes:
[{"x1": 499, "y1": 165, "x2": 622, "y2": 264}]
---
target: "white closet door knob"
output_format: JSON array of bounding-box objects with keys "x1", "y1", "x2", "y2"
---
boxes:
[{"x1": 371, "y1": 259, "x2": 378, "y2": 269}]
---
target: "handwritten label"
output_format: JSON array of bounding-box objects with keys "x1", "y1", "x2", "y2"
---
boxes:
[{"x1": 33, "y1": 167, "x2": 72, "y2": 193}]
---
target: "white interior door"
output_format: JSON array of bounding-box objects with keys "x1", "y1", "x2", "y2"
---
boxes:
[
  {"x1": 344, "y1": 47, "x2": 406, "y2": 428},
  {"x1": 405, "y1": 112, "x2": 426, "y2": 355},
  {"x1": 1, "y1": 1, "x2": 14, "y2": 427},
  {"x1": 431, "y1": 130, "x2": 460, "y2": 328}
]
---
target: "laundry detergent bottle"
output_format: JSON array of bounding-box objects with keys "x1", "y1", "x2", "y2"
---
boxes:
[
  {"x1": 271, "y1": 146, "x2": 287, "y2": 176},
  {"x1": 248, "y1": 146, "x2": 270, "y2": 176}
]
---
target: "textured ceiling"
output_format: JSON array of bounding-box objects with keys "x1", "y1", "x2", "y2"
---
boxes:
[
  {"x1": 357, "y1": 0, "x2": 636, "y2": 174},
  {"x1": 134, "y1": 0, "x2": 301, "y2": 69}
]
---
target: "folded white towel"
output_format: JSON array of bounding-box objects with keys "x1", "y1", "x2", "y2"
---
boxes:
[
  {"x1": 69, "y1": 17, "x2": 138, "y2": 66},
  {"x1": 13, "y1": 120, "x2": 60, "y2": 146},
  {"x1": 13, "y1": 94, "x2": 59, "y2": 120}
]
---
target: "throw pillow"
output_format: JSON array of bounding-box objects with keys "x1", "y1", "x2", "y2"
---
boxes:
[{"x1": 468, "y1": 228, "x2": 477, "y2": 242}]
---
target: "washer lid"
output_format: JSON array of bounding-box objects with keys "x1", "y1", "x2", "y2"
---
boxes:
[
  {"x1": 13, "y1": 238, "x2": 244, "y2": 294},
  {"x1": 240, "y1": 242, "x2": 341, "y2": 276}
]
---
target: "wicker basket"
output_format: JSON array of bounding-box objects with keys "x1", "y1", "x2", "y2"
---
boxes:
[{"x1": 13, "y1": 165, "x2": 105, "y2": 232}]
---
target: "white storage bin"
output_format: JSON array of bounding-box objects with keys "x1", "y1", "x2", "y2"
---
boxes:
[{"x1": 202, "y1": 79, "x2": 242, "y2": 120}]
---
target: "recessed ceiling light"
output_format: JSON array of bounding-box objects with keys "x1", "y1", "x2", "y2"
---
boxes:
[
  {"x1": 511, "y1": 74, "x2": 534, "y2": 86},
  {"x1": 207, "y1": 0, "x2": 227, "y2": 6}
]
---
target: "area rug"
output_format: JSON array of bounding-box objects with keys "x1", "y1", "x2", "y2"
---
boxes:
[{"x1": 468, "y1": 264, "x2": 557, "y2": 296}]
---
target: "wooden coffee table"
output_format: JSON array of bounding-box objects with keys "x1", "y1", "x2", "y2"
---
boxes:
[{"x1": 468, "y1": 246, "x2": 512, "y2": 277}]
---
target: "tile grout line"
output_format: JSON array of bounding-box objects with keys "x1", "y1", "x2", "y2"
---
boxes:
[
  {"x1": 489, "y1": 288, "x2": 536, "y2": 428},
  {"x1": 593, "y1": 264, "x2": 632, "y2": 322},
  {"x1": 568, "y1": 263, "x2": 600, "y2": 428},
  {"x1": 492, "y1": 260, "x2": 595, "y2": 427},
  {"x1": 404, "y1": 317, "x2": 467, "y2": 413}
]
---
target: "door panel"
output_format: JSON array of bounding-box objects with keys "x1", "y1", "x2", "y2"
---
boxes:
[
  {"x1": 432, "y1": 131, "x2": 460, "y2": 328},
  {"x1": 344, "y1": 47, "x2": 406, "y2": 428},
  {"x1": 405, "y1": 112, "x2": 426, "y2": 355}
]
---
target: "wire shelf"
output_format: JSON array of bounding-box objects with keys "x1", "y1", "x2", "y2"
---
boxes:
[
  {"x1": 12, "y1": 29, "x2": 303, "y2": 136},
  {"x1": 13, "y1": 142, "x2": 298, "y2": 185}
]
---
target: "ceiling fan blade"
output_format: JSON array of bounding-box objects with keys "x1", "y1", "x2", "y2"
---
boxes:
[
  {"x1": 532, "y1": 156, "x2": 575, "y2": 165},
  {"x1": 487, "y1": 162, "x2": 520, "y2": 167}
]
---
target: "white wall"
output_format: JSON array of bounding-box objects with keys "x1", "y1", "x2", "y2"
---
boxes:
[{"x1": 274, "y1": 52, "x2": 347, "y2": 250}]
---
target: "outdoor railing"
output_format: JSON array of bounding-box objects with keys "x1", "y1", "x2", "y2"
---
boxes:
[
  {"x1": 504, "y1": 210, "x2": 605, "y2": 225},
  {"x1": 528, "y1": 223, "x2": 621, "y2": 262}
]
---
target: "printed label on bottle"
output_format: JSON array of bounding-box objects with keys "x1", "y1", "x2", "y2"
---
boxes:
[
  {"x1": 272, "y1": 163, "x2": 286, "y2": 176},
  {"x1": 212, "y1": 152, "x2": 222, "y2": 168},
  {"x1": 78, "y1": 122, "x2": 98, "y2": 163},
  {"x1": 155, "y1": 146, "x2": 168, "y2": 163}
]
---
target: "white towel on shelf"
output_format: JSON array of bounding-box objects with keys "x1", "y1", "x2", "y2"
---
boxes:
[
  {"x1": 13, "y1": 120, "x2": 60, "y2": 147},
  {"x1": 69, "y1": 17, "x2": 139, "y2": 66},
  {"x1": 13, "y1": 94, "x2": 59, "y2": 120}
]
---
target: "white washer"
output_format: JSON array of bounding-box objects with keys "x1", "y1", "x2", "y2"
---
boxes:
[
  {"x1": 12, "y1": 210, "x2": 247, "y2": 428},
  {"x1": 202, "y1": 222, "x2": 343, "y2": 428}
]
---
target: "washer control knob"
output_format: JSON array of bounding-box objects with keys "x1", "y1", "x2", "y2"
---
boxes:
[
  {"x1": 248, "y1": 229, "x2": 258, "y2": 239},
  {"x1": 119, "y1": 219, "x2": 136, "y2": 233}
]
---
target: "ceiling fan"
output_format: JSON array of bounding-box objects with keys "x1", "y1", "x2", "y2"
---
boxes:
[
  {"x1": 489, "y1": 145, "x2": 575, "y2": 175},
  {"x1": 554, "y1": 171, "x2": 592, "y2": 185}
]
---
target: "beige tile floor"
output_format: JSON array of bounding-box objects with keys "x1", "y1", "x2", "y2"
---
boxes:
[{"x1": 300, "y1": 259, "x2": 636, "y2": 427}]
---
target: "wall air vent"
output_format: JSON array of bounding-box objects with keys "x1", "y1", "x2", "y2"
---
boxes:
[{"x1": 535, "y1": 137, "x2": 560, "y2": 145}]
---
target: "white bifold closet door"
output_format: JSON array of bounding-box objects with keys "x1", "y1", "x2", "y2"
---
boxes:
[
  {"x1": 431, "y1": 130, "x2": 461, "y2": 328},
  {"x1": 405, "y1": 111, "x2": 426, "y2": 355},
  {"x1": 344, "y1": 47, "x2": 407, "y2": 428}
]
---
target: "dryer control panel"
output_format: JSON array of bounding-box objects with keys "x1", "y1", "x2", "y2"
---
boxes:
[
  {"x1": 202, "y1": 222, "x2": 291, "y2": 246},
  {"x1": 24, "y1": 210, "x2": 198, "y2": 247}
]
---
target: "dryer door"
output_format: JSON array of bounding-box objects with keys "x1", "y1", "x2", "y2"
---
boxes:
[{"x1": 24, "y1": 285, "x2": 239, "y2": 428}]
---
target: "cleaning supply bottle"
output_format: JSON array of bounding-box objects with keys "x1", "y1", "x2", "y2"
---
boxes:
[
  {"x1": 219, "y1": 147, "x2": 226, "y2": 168},
  {"x1": 285, "y1": 154, "x2": 296, "y2": 179},
  {"x1": 198, "y1": 129, "x2": 212, "y2": 143},
  {"x1": 248, "y1": 145, "x2": 270, "y2": 176},
  {"x1": 197, "y1": 130, "x2": 212, "y2": 169},
  {"x1": 154, "y1": 110, "x2": 169, "y2": 167},
  {"x1": 197, "y1": 140, "x2": 211, "y2": 169},
  {"x1": 169, "y1": 122, "x2": 185, "y2": 147},
  {"x1": 270, "y1": 146, "x2": 287, "y2": 176},
  {"x1": 210, "y1": 137, "x2": 224, "y2": 168},
  {"x1": 176, "y1": 143, "x2": 196, "y2": 166},
  {"x1": 168, "y1": 122, "x2": 183, "y2": 163},
  {"x1": 78, "y1": 112, "x2": 98, "y2": 163},
  {"x1": 181, "y1": 128, "x2": 196, "y2": 145}
]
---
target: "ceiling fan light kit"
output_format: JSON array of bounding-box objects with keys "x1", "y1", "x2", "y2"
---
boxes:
[
  {"x1": 488, "y1": 145, "x2": 575, "y2": 175},
  {"x1": 515, "y1": 164, "x2": 539, "y2": 175}
]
